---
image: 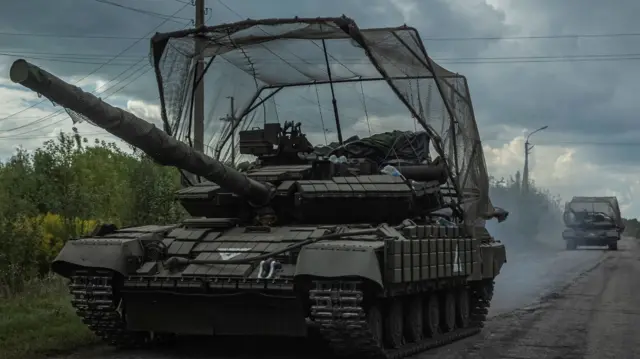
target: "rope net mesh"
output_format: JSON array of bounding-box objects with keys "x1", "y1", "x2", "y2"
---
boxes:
[
  {"x1": 565, "y1": 196, "x2": 623, "y2": 228},
  {"x1": 143, "y1": 17, "x2": 490, "y2": 228}
]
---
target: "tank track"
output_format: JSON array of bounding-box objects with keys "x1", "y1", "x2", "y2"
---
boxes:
[
  {"x1": 309, "y1": 279, "x2": 495, "y2": 359},
  {"x1": 68, "y1": 269, "x2": 150, "y2": 348},
  {"x1": 469, "y1": 279, "x2": 494, "y2": 328}
]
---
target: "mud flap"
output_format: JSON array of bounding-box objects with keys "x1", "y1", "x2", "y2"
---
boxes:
[
  {"x1": 51, "y1": 237, "x2": 144, "y2": 278},
  {"x1": 294, "y1": 244, "x2": 384, "y2": 289},
  {"x1": 474, "y1": 243, "x2": 507, "y2": 279}
]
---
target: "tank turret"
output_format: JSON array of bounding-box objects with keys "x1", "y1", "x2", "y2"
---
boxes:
[{"x1": 9, "y1": 59, "x2": 274, "y2": 206}]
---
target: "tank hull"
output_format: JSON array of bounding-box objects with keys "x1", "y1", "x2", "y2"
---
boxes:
[{"x1": 57, "y1": 222, "x2": 505, "y2": 358}]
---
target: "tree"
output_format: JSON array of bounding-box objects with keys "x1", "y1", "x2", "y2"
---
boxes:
[{"x1": 0, "y1": 132, "x2": 186, "y2": 292}]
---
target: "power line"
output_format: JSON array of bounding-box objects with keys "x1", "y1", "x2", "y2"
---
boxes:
[
  {"x1": 0, "y1": 61, "x2": 150, "y2": 134},
  {"x1": 5, "y1": 26, "x2": 640, "y2": 41},
  {"x1": 0, "y1": 2, "x2": 189, "y2": 124},
  {"x1": 214, "y1": 0, "x2": 242, "y2": 18},
  {"x1": 10, "y1": 49, "x2": 640, "y2": 61},
  {"x1": 0, "y1": 53, "x2": 142, "y2": 66},
  {"x1": 439, "y1": 56, "x2": 640, "y2": 65},
  {"x1": 440, "y1": 53, "x2": 640, "y2": 61},
  {"x1": 0, "y1": 63, "x2": 154, "y2": 137},
  {"x1": 9, "y1": 52, "x2": 640, "y2": 66},
  {"x1": 423, "y1": 33, "x2": 640, "y2": 41},
  {"x1": 2, "y1": 16, "x2": 196, "y2": 137},
  {"x1": 531, "y1": 141, "x2": 640, "y2": 147},
  {"x1": 5, "y1": 132, "x2": 104, "y2": 140},
  {"x1": 0, "y1": 50, "x2": 144, "y2": 58},
  {"x1": 485, "y1": 139, "x2": 640, "y2": 147},
  {"x1": 0, "y1": 31, "x2": 142, "y2": 40},
  {"x1": 91, "y1": 0, "x2": 191, "y2": 25}
]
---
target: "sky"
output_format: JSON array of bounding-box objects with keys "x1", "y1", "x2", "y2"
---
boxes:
[{"x1": 1, "y1": 0, "x2": 640, "y2": 217}]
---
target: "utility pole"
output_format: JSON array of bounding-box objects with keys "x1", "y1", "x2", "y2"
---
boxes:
[
  {"x1": 220, "y1": 96, "x2": 236, "y2": 165},
  {"x1": 193, "y1": 0, "x2": 205, "y2": 153},
  {"x1": 522, "y1": 125, "x2": 548, "y2": 194},
  {"x1": 522, "y1": 142, "x2": 531, "y2": 194}
]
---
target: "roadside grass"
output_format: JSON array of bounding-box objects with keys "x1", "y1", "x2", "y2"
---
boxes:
[{"x1": 0, "y1": 275, "x2": 99, "y2": 359}]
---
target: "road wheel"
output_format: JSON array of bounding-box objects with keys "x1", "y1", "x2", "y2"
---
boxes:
[
  {"x1": 608, "y1": 242, "x2": 618, "y2": 250},
  {"x1": 566, "y1": 239, "x2": 577, "y2": 250},
  {"x1": 423, "y1": 294, "x2": 440, "y2": 338},
  {"x1": 455, "y1": 288, "x2": 470, "y2": 328},
  {"x1": 404, "y1": 296, "x2": 423, "y2": 343},
  {"x1": 384, "y1": 299, "x2": 404, "y2": 348},
  {"x1": 440, "y1": 290, "x2": 456, "y2": 333}
]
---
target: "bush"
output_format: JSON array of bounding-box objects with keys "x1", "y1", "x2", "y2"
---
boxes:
[
  {"x1": 0, "y1": 219, "x2": 40, "y2": 295},
  {"x1": 623, "y1": 218, "x2": 640, "y2": 238},
  {"x1": 16, "y1": 213, "x2": 97, "y2": 278},
  {"x1": 0, "y1": 132, "x2": 186, "y2": 295},
  {"x1": 0, "y1": 132, "x2": 187, "y2": 358}
]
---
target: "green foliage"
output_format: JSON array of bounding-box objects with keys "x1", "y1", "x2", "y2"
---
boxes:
[
  {"x1": 622, "y1": 218, "x2": 640, "y2": 238},
  {"x1": 0, "y1": 132, "x2": 186, "y2": 294},
  {"x1": 0, "y1": 275, "x2": 98, "y2": 359},
  {"x1": 0, "y1": 132, "x2": 187, "y2": 357}
]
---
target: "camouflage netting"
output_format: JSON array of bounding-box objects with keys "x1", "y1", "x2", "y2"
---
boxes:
[
  {"x1": 565, "y1": 196, "x2": 623, "y2": 228},
  {"x1": 148, "y1": 16, "x2": 490, "y2": 227},
  {"x1": 313, "y1": 131, "x2": 431, "y2": 165}
]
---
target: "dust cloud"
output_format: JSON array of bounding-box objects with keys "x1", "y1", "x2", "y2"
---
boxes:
[
  {"x1": 487, "y1": 184, "x2": 565, "y2": 251},
  {"x1": 482, "y1": 180, "x2": 597, "y2": 315}
]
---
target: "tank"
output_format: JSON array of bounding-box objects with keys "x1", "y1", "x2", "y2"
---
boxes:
[
  {"x1": 9, "y1": 16, "x2": 508, "y2": 358},
  {"x1": 562, "y1": 196, "x2": 624, "y2": 250}
]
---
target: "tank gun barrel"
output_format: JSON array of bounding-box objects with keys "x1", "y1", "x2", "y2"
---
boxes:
[{"x1": 9, "y1": 59, "x2": 274, "y2": 205}]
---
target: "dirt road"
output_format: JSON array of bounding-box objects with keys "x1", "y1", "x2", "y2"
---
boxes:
[{"x1": 57, "y1": 238, "x2": 639, "y2": 359}]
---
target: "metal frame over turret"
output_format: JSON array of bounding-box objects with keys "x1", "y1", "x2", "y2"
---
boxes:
[{"x1": 147, "y1": 15, "x2": 493, "y2": 228}]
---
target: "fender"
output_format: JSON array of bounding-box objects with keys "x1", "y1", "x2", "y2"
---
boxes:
[
  {"x1": 51, "y1": 237, "x2": 144, "y2": 278},
  {"x1": 294, "y1": 241, "x2": 384, "y2": 289},
  {"x1": 489, "y1": 242, "x2": 507, "y2": 277},
  {"x1": 468, "y1": 241, "x2": 506, "y2": 280}
]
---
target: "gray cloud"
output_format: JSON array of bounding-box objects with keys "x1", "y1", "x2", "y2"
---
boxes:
[
  {"x1": 449, "y1": 0, "x2": 640, "y2": 166},
  {"x1": 2, "y1": 0, "x2": 640, "y2": 214},
  {"x1": 0, "y1": 0, "x2": 508, "y2": 98}
]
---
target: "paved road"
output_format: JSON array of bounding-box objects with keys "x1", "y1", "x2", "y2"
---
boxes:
[
  {"x1": 58, "y1": 238, "x2": 636, "y2": 359},
  {"x1": 490, "y1": 239, "x2": 604, "y2": 316},
  {"x1": 424, "y1": 237, "x2": 640, "y2": 359}
]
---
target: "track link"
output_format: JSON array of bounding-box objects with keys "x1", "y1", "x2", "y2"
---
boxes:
[
  {"x1": 69, "y1": 270, "x2": 149, "y2": 348},
  {"x1": 309, "y1": 280, "x2": 494, "y2": 359},
  {"x1": 469, "y1": 279, "x2": 493, "y2": 327}
]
